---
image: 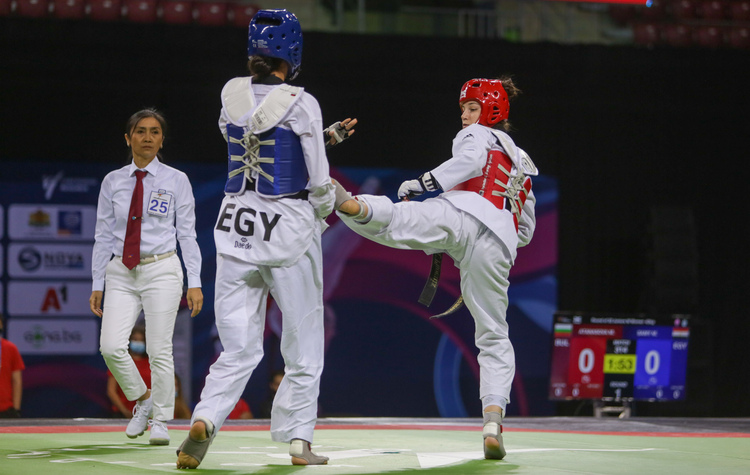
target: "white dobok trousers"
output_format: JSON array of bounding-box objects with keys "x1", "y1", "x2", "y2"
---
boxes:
[
  {"x1": 100, "y1": 254, "x2": 183, "y2": 421},
  {"x1": 340, "y1": 195, "x2": 516, "y2": 404},
  {"x1": 193, "y1": 231, "x2": 325, "y2": 443}
]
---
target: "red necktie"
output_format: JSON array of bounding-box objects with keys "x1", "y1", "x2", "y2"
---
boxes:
[{"x1": 123, "y1": 170, "x2": 147, "y2": 270}]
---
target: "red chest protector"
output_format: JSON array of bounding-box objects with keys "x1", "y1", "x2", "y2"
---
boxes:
[{"x1": 452, "y1": 150, "x2": 532, "y2": 232}]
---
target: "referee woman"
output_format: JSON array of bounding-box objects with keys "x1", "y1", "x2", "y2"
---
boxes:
[{"x1": 90, "y1": 108, "x2": 203, "y2": 445}]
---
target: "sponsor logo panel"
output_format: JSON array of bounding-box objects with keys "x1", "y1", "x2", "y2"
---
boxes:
[
  {"x1": 8, "y1": 204, "x2": 96, "y2": 241},
  {"x1": 7, "y1": 318, "x2": 99, "y2": 355},
  {"x1": 8, "y1": 281, "x2": 92, "y2": 317},
  {"x1": 42, "y1": 171, "x2": 99, "y2": 201},
  {"x1": 8, "y1": 243, "x2": 93, "y2": 279}
]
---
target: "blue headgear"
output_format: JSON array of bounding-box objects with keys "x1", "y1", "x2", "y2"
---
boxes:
[{"x1": 247, "y1": 9, "x2": 303, "y2": 80}]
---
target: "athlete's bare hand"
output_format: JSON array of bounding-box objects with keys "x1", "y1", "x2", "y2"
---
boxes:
[{"x1": 327, "y1": 118, "x2": 357, "y2": 146}]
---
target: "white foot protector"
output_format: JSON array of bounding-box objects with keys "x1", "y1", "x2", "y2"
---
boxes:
[
  {"x1": 483, "y1": 411, "x2": 506, "y2": 460},
  {"x1": 176, "y1": 416, "x2": 215, "y2": 469},
  {"x1": 290, "y1": 438, "x2": 329, "y2": 465}
]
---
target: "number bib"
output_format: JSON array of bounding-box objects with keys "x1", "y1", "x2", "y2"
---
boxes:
[{"x1": 148, "y1": 190, "x2": 173, "y2": 217}]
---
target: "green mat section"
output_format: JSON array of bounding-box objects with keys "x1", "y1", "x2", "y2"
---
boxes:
[{"x1": 1, "y1": 428, "x2": 749, "y2": 474}]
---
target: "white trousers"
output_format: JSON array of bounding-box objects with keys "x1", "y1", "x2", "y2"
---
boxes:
[
  {"x1": 341, "y1": 195, "x2": 516, "y2": 405},
  {"x1": 193, "y1": 231, "x2": 325, "y2": 443},
  {"x1": 100, "y1": 254, "x2": 183, "y2": 421}
]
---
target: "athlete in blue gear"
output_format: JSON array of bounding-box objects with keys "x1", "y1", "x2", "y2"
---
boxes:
[{"x1": 176, "y1": 9, "x2": 354, "y2": 469}]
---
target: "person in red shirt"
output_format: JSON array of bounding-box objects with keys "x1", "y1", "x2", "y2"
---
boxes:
[
  {"x1": 107, "y1": 326, "x2": 151, "y2": 417},
  {"x1": 227, "y1": 398, "x2": 253, "y2": 420},
  {"x1": 0, "y1": 317, "x2": 25, "y2": 418}
]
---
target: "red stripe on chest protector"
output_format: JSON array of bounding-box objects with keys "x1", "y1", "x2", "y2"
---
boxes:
[{"x1": 452, "y1": 150, "x2": 531, "y2": 232}]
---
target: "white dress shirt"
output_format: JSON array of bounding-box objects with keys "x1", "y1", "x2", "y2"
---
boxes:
[{"x1": 92, "y1": 157, "x2": 202, "y2": 291}]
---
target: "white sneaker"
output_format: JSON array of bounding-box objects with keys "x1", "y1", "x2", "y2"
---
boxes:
[
  {"x1": 126, "y1": 396, "x2": 153, "y2": 439},
  {"x1": 149, "y1": 420, "x2": 170, "y2": 445}
]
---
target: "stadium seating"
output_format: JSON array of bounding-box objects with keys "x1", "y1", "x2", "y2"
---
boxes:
[
  {"x1": 4, "y1": 0, "x2": 750, "y2": 51},
  {"x1": 697, "y1": 0, "x2": 728, "y2": 19},
  {"x1": 727, "y1": 26, "x2": 750, "y2": 48},
  {"x1": 228, "y1": 2, "x2": 258, "y2": 28},
  {"x1": 160, "y1": 0, "x2": 193, "y2": 24},
  {"x1": 663, "y1": 23, "x2": 693, "y2": 46},
  {"x1": 54, "y1": 0, "x2": 86, "y2": 18},
  {"x1": 670, "y1": 0, "x2": 698, "y2": 19},
  {"x1": 729, "y1": 0, "x2": 750, "y2": 20},
  {"x1": 633, "y1": 22, "x2": 661, "y2": 46},
  {"x1": 642, "y1": 0, "x2": 668, "y2": 20},
  {"x1": 87, "y1": 0, "x2": 122, "y2": 21},
  {"x1": 625, "y1": 0, "x2": 750, "y2": 50},
  {"x1": 123, "y1": 0, "x2": 156, "y2": 23},
  {"x1": 194, "y1": 1, "x2": 226, "y2": 26},
  {"x1": 16, "y1": 0, "x2": 50, "y2": 17},
  {"x1": 1, "y1": 0, "x2": 13, "y2": 16},
  {"x1": 693, "y1": 25, "x2": 724, "y2": 47}
]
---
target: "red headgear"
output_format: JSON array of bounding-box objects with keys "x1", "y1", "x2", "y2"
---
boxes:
[{"x1": 459, "y1": 79, "x2": 509, "y2": 127}]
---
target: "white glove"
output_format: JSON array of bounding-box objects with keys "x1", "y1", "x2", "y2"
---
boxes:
[
  {"x1": 398, "y1": 172, "x2": 439, "y2": 201},
  {"x1": 398, "y1": 179, "x2": 424, "y2": 201}
]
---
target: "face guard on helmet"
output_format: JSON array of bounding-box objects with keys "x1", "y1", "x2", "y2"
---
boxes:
[
  {"x1": 247, "y1": 9, "x2": 303, "y2": 80},
  {"x1": 459, "y1": 79, "x2": 509, "y2": 127}
]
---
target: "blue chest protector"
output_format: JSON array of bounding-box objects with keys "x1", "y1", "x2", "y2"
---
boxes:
[
  {"x1": 223, "y1": 81, "x2": 309, "y2": 197},
  {"x1": 225, "y1": 123, "x2": 308, "y2": 196}
]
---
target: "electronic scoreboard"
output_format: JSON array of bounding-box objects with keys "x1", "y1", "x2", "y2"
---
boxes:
[{"x1": 548, "y1": 312, "x2": 690, "y2": 401}]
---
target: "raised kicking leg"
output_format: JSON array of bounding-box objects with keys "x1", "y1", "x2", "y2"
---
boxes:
[{"x1": 332, "y1": 179, "x2": 369, "y2": 220}]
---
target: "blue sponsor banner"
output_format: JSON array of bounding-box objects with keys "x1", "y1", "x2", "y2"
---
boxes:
[{"x1": 2, "y1": 161, "x2": 558, "y2": 417}]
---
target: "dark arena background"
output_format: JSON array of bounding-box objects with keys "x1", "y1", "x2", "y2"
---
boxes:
[{"x1": 1, "y1": 1, "x2": 750, "y2": 473}]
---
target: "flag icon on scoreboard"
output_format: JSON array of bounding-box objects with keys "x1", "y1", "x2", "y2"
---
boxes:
[
  {"x1": 554, "y1": 323, "x2": 573, "y2": 338},
  {"x1": 672, "y1": 328, "x2": 690, "y2": 338}
]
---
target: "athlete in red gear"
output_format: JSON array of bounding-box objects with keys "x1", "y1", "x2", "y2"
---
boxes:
[{"x1": 336, "y1": 77, "x2": 537, "y2": 460}]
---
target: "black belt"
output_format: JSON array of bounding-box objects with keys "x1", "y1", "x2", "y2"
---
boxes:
[
  {"x1": 247, "y1": 178, "x2": 309, "y2": 200},
  {"x1": 419, "y1": 253, "x2": 465, "y2": 319}
]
